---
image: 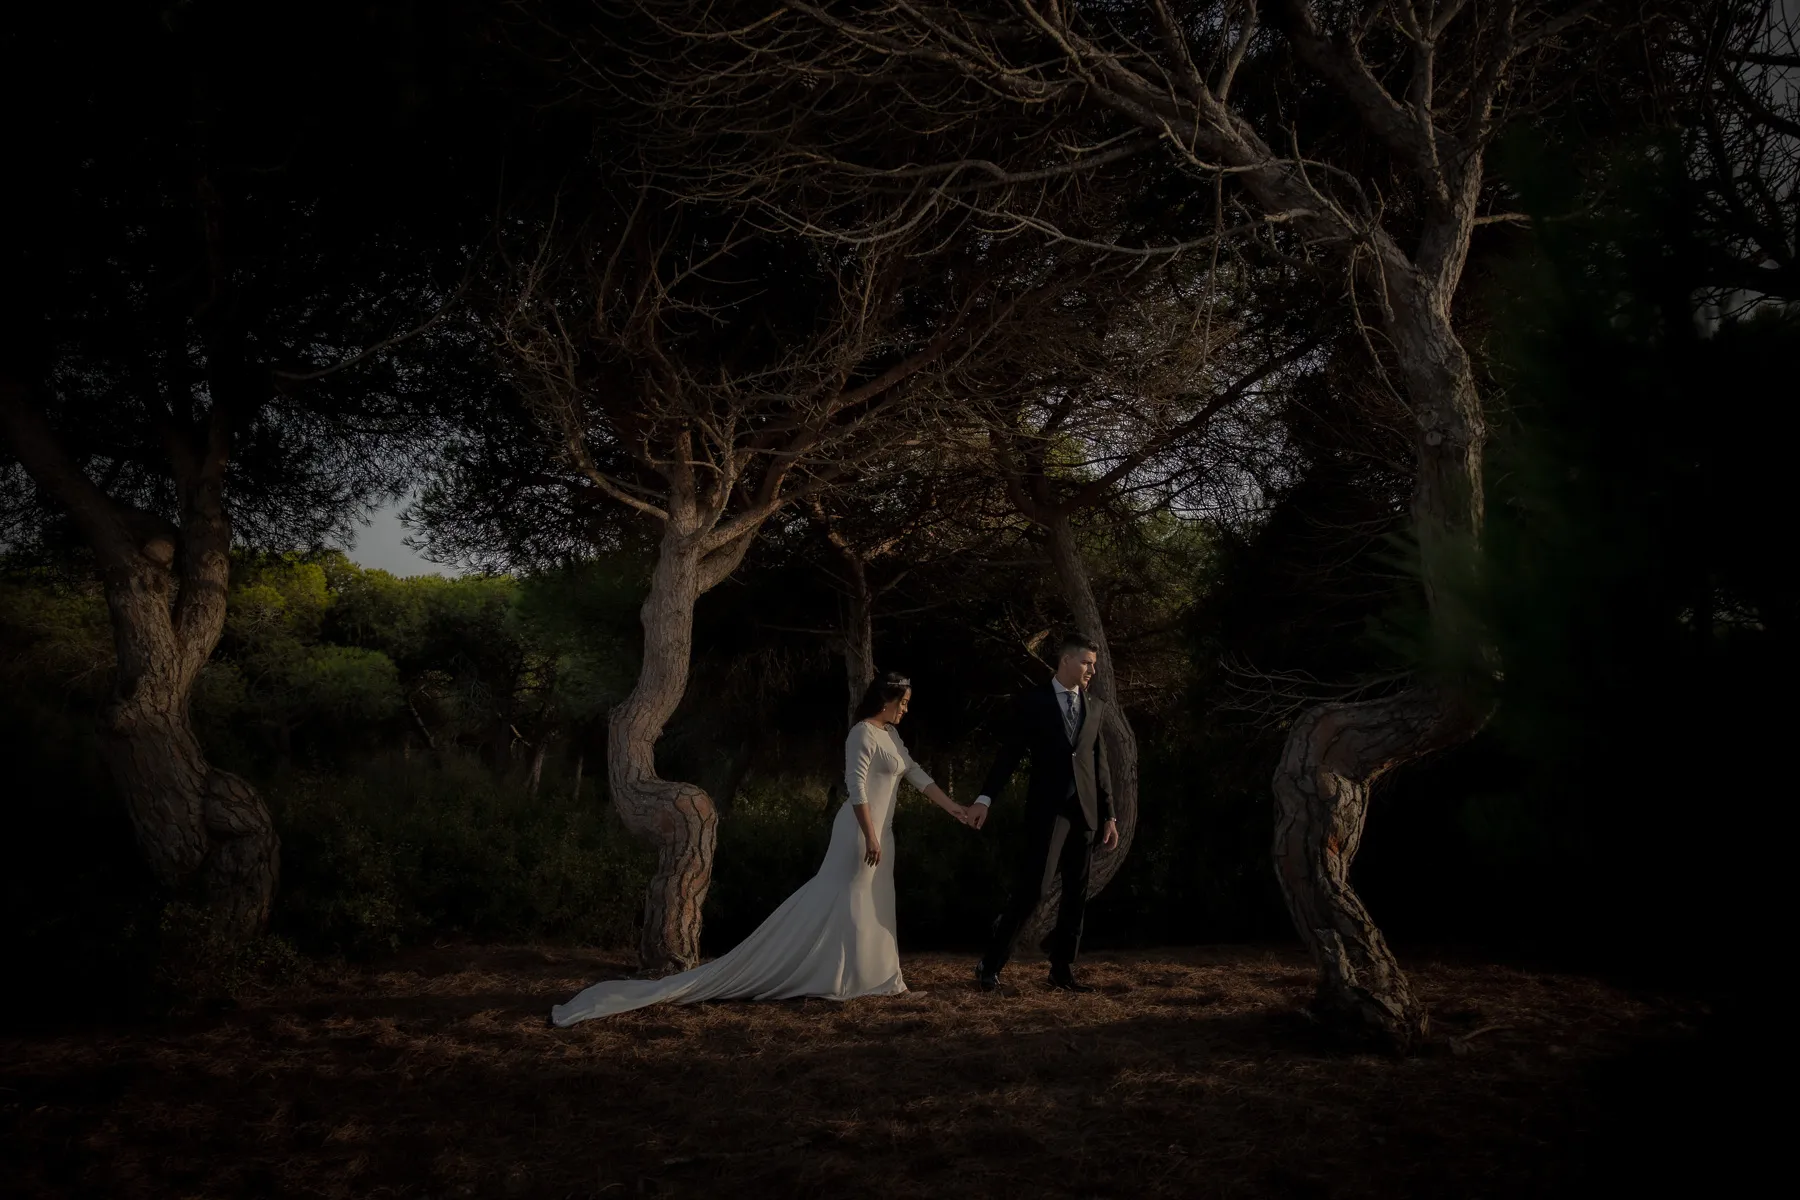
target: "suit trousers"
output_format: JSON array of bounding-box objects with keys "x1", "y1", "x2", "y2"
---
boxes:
[{"x1": 983, "y1": 810, "x2": 1094, "y2": 971}]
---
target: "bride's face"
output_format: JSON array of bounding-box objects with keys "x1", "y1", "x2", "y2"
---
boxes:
[{"x1": 883, "y1": 689, "x2": 912, "y2": 724}]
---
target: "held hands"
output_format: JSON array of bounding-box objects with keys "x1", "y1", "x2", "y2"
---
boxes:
[
  {"x1": 945, "y1": 800, "x2": 1098, "y2": 840},
  {"x1": 948, "y1": 804, "x2": 983, "y2": 828},
  {"x1": 925, "y1": 783, "x2": 983, "y2": 832}
]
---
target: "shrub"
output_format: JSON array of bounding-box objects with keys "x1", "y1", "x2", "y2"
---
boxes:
[{"x1": 267, "y1": 751, "x2": 652, "y2": 956}]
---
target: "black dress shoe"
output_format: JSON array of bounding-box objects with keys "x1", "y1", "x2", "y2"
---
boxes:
[
  {"x1": 1047, "y1": 966, "x2": 1094, "y2": 993},
  {"x1": 974, "y1": 960, "x2": 1002, "y2": 992}
]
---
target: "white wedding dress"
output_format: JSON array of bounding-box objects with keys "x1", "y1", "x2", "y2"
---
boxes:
[{"x1": 550, "y1": 720, "x2": 933, "y2": 1026}]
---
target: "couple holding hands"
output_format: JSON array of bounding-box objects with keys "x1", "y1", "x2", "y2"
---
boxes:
[{"x1": 551, "y1": 633, "x2": 1116, "y2": 1026}]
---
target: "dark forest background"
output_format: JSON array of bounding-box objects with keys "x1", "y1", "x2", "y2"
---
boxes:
[{"x1": 2, "y1": 0, "x2": 1793, "y2": 1028}]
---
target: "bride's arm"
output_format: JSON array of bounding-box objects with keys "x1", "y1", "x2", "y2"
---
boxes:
[
  {"x1": 892, "y1": 733, "x2": 972, "y2": 824},
  {"x1": 846, "y1": 724, "x2": 882, "y2": 864},
  {"x1": 919, "y1": 782, "x2": 972, "y2": 825}
]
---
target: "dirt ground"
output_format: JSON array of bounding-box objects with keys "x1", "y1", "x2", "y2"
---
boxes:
[{"x1": 0, "y1": 945, "x2": 1755, "y2": 1198}]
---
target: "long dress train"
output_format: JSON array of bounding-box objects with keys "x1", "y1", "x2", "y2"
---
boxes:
[{"x1": 550, "y1": 720, "x2": 932, "y2": 1026}]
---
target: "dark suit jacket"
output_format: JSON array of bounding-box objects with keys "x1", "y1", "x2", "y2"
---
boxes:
[{"x1": 979, "y1": 682, "x2": 1113, "y2": 831}]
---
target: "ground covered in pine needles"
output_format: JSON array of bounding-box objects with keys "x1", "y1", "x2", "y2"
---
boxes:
[{"x1": 0, "y1": 946, "x2": 1755, "y2": 1198}]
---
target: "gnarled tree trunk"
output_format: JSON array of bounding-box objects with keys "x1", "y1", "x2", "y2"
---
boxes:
[
  {"x1": 605, "y1": 500, "x2": 756, "y2": 973},
  {"x1": 608, "y1": 529, "x2": 715, "y2": 972},
  {"x1": 1272, "y1": 687, "x2": 1475, "y2": 1051},
  {"x1": 1018, "y1": 514, "x2": 1141, "y2": 943},
  {"x1": 2, "y1": 383, "x2": 279, "y2": 942},
  {"x1": 1270, "y1": 271, "x2": 1488, "y2": 1050},
  {"x1": 105, "y1": 695, "x2": 278, "y2": 938},
  {"x1": 112, "y1": 507, "x2": 278, "y2": 939}
]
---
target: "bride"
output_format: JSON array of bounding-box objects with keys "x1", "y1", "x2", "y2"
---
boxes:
[{"x1": 551, "y1": 671, "x2": 974, "y2": 1026}]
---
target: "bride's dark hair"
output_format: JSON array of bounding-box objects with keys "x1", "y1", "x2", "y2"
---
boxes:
[{"x1": 852, "y1": 670, "x2": 912, "y2": 723}]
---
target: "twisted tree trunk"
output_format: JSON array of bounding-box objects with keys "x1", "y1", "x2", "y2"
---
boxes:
[
  {"x1": 1270, "y1": 271, "x2": 1488, "y2": 1050},
  {"x1": 2, "y1": 383, "x2": 279, "y2": 941},
  {"x1": 605, "y1": 499, "x2": 756, "y2": 973},
  {"x1": 608, "y1": 530, "x2": 715, "y2": 972},
  {"x1": 1272, "y1": 687, "x2": 1475, "y2": 1050},
  {"x1": 101, "y1": 550, "x2": 279, "y2": 939},
  {"x1": 1018, "y1": 514, "x2": 1140, "y2": 943}
]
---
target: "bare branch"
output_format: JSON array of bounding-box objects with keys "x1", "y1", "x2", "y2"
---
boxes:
[{"x1": 0, "y1": 377, "x2": 146, "y2": 568}]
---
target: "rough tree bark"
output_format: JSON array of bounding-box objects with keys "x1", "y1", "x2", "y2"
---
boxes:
[
  {"x1": 1272, "y1": 686, "x2": 1476, "y2": 1047},
  {"x1": 502, "y1": 165, "x2": 985, "y2": 972},
  {"x1": 605, "y1": 485, "x2": 757, "y2": 972},
  {"x1": 1268, "y1": 263, "x2": 1487, "y2": 1050},
  {"x1": 0, "y1": 382, "x2": 279, "y2": 940}
]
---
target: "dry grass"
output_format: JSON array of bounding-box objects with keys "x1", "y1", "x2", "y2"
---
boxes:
[{"x1": 0, "y1": 946, "x2": 1735, "y2": 1198}]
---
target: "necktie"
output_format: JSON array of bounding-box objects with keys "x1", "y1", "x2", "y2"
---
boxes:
[{"x1": 1063, "y1": 690, "x2": 1080, "y2": 742}]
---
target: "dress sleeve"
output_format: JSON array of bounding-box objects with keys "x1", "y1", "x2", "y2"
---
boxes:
[
  {"x1": 891, "y1": 732, "x2": 935, "y2": 792},
  {"x1": 845, "y1": 724, "x2": 876, "y2": 806}
]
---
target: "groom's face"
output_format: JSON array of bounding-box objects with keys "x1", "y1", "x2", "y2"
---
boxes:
[{"x1": 1057, "y1": 649, "x2": 1097, "y2": 691}]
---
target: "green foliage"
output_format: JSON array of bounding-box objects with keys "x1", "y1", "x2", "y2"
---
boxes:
[
  {"x1": 186, "y1": 550, "x2": 646, "y2": 771},
  {"x1": 0, "y1": 550, "x2": 657, "y2": 1021},
  {"x1": 211, "y1": 557, "x2": 410, "y2": 742},
  {"x1": 206, "y1": 555, "x2": 409, "y2": 758},
  {"x1": 704, "y1": 775, "x2": 837, "y2": 948},
  {"x1": 147, "y1": 902, "x2": 314, "y2": 1010},
  {"x1": 285, "y1": 646, "x2": 405, "y2": 724},
  {"x1": 511, "y1": 558, "x2": 644, "y2": 723},
  {"x1": 267, "y1": 752, "x2": 652, "y2": 956},
  {"x1": 0, "y1": 573, "x2": 114, "y2": 686}
]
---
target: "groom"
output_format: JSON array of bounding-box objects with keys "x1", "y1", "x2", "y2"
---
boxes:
[{"x1": 969, "y1": 632, "x2": 1117, "y2": 993}]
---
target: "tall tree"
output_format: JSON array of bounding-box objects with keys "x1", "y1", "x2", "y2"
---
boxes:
[
  {"x1": 0, "y1": 2, "x2": 501, "y2": 937},
  {"x1": 468, "y1": 180, "x2": 994, "y2": 970},
  {"x1": 625, "y1": 0, "x2": 1629, "y2": 1046},
  {"x1": 580, "y1": 4, "x2": 1307, "y2": 928},
  {"x1": 964, "y1": 252, "x2": 1321, "y2": 936}
]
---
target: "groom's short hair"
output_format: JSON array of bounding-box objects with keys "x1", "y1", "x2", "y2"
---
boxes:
[{"x1": 1057, "y1": 632, "x2": 1100, "y2": 661}]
